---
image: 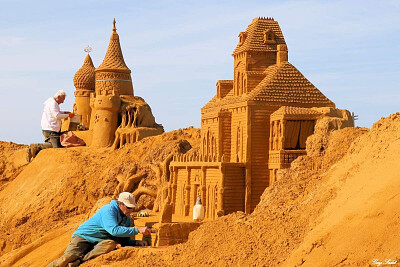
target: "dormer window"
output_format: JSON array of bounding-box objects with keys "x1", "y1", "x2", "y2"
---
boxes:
[
  {"x1": 263, "y1": 29, "x2": 275, "y2": 44},
  {"x1": 238, "y1": 32, "x2": 247, "y2": 45}
]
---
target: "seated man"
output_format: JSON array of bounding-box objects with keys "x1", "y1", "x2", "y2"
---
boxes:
[{"x1": 47, "y1": 192, "x2": 150, "y2": 267}]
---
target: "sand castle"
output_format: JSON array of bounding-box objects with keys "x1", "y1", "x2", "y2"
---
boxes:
[
  {"x1": 168, "y1": 17, "x2": 353, "y2": 219},
  {"x1": 67, "y1": 19, "x2": 164, "y2": 148}
]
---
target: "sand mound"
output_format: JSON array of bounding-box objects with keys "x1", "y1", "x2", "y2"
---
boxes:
[
  {"x1": 0, "y1": 127, "x2": 200, "y2": 266},
  {"x1": 2, "y1": 113, "x2": 400, "y2": 266},
  {"x1": 0, "y1": 142, "x2": 27, "y2": 189}
]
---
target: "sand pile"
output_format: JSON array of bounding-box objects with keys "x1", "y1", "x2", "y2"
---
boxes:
[
  {"x1": 0, "y1": 127, "x2": 200, "y2": 266},
  {"x1": 2, "y1": 113, "x2": 400, "y2": 266},
  {"x1": 84, "y1": 114, "x2": 399, "y2": 266},
  {"x1": 0, "y1": 142, "x2": 27, "y2": 189}
]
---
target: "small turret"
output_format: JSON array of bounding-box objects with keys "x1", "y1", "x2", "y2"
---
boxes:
[
  {"x1": 73, "y1": 53, "x2": 95, "y2": 127},
  {"x1": 90, "y1": 89, "x2": 121, "y2": 147}
]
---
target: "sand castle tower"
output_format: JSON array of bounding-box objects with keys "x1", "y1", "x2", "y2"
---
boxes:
[
  {"x1": 91, "y1": 88, "x2": 121, "y2": 147},
  {"x1": 73, "y1": 53, "x2": 95, "y2": 128},
  {"x1": 71, "y1": 19, "x2": 163, "y2": 148},
  {"x1": 90, "y1": 19, "x2": 129, "y2": 147}
]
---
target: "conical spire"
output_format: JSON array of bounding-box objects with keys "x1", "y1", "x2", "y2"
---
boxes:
[
  {"x1": 96, "y1": 19, "x2": 131, "y2": 73},
  {"x1": 73, "y1": 54, "x2": 95, "y2": 91}
]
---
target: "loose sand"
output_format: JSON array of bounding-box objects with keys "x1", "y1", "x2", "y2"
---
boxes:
[{"x1": 1, "y1": 114, "x2": 400, "y2": 266}]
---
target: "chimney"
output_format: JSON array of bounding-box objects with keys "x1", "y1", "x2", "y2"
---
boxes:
[{"x1": 277, "y1": 44, "x2": 288, "y2": 64}]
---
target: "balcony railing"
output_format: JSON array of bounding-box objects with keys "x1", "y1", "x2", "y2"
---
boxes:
[{"x1": 268, "y1": 149, "x2": 306, "y2": 169}]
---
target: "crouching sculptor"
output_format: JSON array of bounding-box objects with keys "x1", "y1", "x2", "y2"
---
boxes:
[{"x1": 48, "y1": 192, "x2": 151, "y2": 267}]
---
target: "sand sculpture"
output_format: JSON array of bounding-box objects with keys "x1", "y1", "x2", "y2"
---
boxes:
[
  {"x1": 68, "y1": 19, "x2": 164, "y2": 148},
  {"x1": 168, "y1": 17, "x2": 354, "y2": 219}
]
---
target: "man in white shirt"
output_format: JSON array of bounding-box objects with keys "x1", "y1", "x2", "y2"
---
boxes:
[{"x1": 26, "y1": 90, "x2": 74, "y2": 162}]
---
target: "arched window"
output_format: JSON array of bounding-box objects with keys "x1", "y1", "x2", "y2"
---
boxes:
[
  {"x1": 236, "y1": 125, "x2": 241, "y2": 162},
  {"x1": 206, "y1": 130, "x2": 210, "y2": 156},
  {"x1": 241, "y1": 73, "x2": 245, "y2": 94},
  {"x1": 202, "y1": 137, "x2": 206, "y2": 155},
  {"x1": 211, "y1": 136, "x2": 215, "y2": 156}
]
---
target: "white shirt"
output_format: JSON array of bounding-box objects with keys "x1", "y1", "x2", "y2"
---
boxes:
[{"x1": 41, "y1": 98, "x2": 68, "y2": 132}]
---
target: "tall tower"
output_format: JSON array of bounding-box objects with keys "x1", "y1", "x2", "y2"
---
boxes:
[
  {"x1": 232, "y1": 17, "x2": 287, "y2": 96},
  {"x1": 91, "y1": 19, "x2": 129, "y2": 147},
  {"x1": 73, "y1": 54, "x2": 95, "y2": 127},
  {"x1": 95, "y1": 19, "x2": 133, "y2": 96}
]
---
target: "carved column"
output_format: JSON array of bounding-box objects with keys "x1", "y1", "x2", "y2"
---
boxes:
[
  {"x1": 201, "y1": 166, "x2": 207, "y2": 208},
  {"x1": 170, "y1": 167, "x2": 178, "y2": 213},
  {"x1": 280, "y1": 119, "x2": 285, "y2": 150},
  {"x1": 184, "y1": 167, "x2": 191, "y2": 216},
  {"x1": 217, "y1": 164, "x2": 225, "y2": 216},
  {"x1": 245, "y1": 105, "x2": 252, "y2": 214}
]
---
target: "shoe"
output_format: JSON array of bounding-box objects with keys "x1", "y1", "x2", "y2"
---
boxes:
[
  {"x1": 67, "y1": 259, "x2": 82, "y2": 267},
  {"x1": 26, "y1": 147, "x2": 32, "y2": 163}
]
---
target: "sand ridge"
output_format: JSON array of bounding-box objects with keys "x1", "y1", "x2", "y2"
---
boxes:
[{"x1": 1, "y1": 114, "x2": 399, "y2": 266}]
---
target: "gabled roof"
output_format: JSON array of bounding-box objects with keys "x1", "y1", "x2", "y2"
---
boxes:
[
  {"x1": 96, "y1": 19, "x2": 131, "y2": 73},
  {"x1": 233, "y1": 17, "x2": 286, "y2": 55},
  {"x1": 202, "y1": 62, "x2": 334, "y2": 111}
]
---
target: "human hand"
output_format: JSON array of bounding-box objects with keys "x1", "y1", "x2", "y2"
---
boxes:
[
  {"x1": 137, "y1": 226, "x2": 150, "y2": 235},
  {"x1": 136, "y1": 240, "x2": 147, "y2": 246},
  {"x1": 116, "y1": 243, "x2": 122, "y2": 249},
  {"x1": 68, "y1": 112, "x2": 75, "y2": 118}
]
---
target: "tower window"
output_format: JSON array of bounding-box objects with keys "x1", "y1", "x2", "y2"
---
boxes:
[{"x1": 263, "y1": 29, "x2": 275, "y2": 44}]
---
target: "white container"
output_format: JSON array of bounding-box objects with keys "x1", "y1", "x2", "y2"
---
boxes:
[{"x1": 70, "y1": 114, "x2": 81, "y2": 123}]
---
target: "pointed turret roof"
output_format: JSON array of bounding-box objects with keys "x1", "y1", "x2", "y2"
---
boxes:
[
  {"x1": 96, "y1": 19, "x2": 131, "y2": 73},
  {"x1": 73, "y1": 54, "x2": 95, "y2": 91},
  {"x1": 233, "y1": 17, "x2": 286, "y2": 56}
]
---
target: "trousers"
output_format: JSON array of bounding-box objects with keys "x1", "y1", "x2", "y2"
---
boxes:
[
  {"x1": 42, "y1": 130, "x2": 63, "y2": 148},
  {"x1": 46, "y1": 235, "x2": 117, "y2": 267},
  {"x1": 28, "y1": 131, "x2": 63, "y2": 160}
]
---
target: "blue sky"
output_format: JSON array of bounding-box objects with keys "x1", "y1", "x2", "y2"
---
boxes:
[{"x1": 0, "y1": 0, "x2": 399, "y2": 144}]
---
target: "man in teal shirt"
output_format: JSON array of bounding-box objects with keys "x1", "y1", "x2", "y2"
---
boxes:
[{"x1": 48, "y1": 192, "x2": 150, "y2": 267}]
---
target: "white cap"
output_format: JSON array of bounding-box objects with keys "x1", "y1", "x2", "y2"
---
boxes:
[{"x1": 118, "y1": 192, "x2": 137, "y2": 208}]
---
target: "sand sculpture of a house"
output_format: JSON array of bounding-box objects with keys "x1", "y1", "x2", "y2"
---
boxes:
[
  {"x1": 70, "y1": 19, "x2": 163, "y2": 148},
  {"x1": 168, "y1": 17, "x2": 342, "y2": 219}
]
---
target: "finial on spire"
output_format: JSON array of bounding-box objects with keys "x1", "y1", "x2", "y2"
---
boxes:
[
  {"x1": 113, "y1": 18, "x2": 116, "y2": 32},
  {"x1": 84, "y1": 45, "x2": 93, "y2": 54}
]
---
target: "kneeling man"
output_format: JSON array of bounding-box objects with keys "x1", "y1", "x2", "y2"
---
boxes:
[{"x1": 48, "y1": 192, "x2": 150, "y2": 267}]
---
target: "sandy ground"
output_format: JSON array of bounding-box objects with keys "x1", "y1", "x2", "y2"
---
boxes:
[{"x1": 1, "y1": 114, "x2": 400, "y2": 266}]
